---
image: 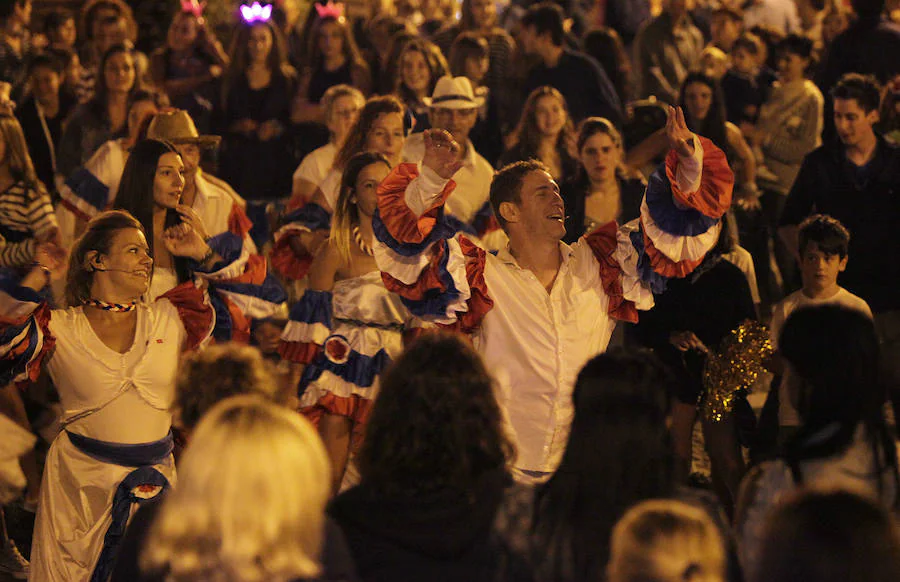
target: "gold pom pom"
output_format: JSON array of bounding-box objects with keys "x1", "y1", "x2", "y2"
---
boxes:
[{"x1": 701, "y1": 319, "x2": 773, "y2": 423}]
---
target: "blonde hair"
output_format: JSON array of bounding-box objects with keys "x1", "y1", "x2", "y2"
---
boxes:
[
  {"x1": 330, "y1": 151, "x2": 391, "y2": 266},
  {"x1": 141, "y1": 395, "x2": 331, "y2": 582},
  {"x1": 607, "y1": 500, "x2": 726, "y2": 582}
]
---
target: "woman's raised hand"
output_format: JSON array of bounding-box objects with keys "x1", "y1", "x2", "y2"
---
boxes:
[
  {"x1": 422, "y1": 129, "x2": 463, "y2": 179},
  {"x1": 666, "y1": 106, "x2": 695, "y2": 158},
  {"x1": 162, "y1": 222, "x2": 211, "y2": 262}
]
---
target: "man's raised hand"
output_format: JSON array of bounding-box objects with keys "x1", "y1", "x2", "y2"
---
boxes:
[
  {"x1": 422, "y1": 129, "x2": 463, "y2": 179},
  {"x1": 666, "y1": 106, "x2": 695, "y2": 158}
]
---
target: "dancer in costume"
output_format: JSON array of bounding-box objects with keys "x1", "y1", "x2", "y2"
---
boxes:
[
  {"x1": 280, "y1": 152, "x2": 421, "y2": 492},
  {"x1": 373, "y1": 107, "x2": 733, "y2": 482},
  {"x1": 112, "y1": 139, "x2": 285, "y2": 340},
  {"x1": 0, "y1": 210, "x2": 240, "y2": 582},
  {"x1": 272, "y1": 95, "x2": 408, "y2": 283}
]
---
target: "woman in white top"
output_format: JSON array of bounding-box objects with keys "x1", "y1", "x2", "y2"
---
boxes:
[
  {"x1": 0, "y1": 210, "x2": 227, "y2": 582},
  {"x1": 290, "y1": 84, "x2": 364, "y2": 205}
]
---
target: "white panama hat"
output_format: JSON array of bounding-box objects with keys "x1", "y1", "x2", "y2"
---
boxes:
[{"x1": 422, "y1": 76, "x2": 485, "y2": 109}]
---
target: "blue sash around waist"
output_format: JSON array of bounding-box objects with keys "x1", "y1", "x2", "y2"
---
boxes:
[
  {"x1": 65, "y1": 430, "x2": 174, "y2": 466},
  {"x1": 65, "y1": 430, "x2": 174, "y2": 582}
]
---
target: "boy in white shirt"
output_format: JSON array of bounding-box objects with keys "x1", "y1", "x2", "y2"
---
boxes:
[{"x1": 769, "y1": 214, "x2": 871, "y2": 443}]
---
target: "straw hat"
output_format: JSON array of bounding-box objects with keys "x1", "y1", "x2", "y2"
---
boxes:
[
  {"x1": 422, "y1": 76, "x2": 485, "y2": 109},
  {"x1": 146, "y1": 109, "x2": 221, "y2": 147}
]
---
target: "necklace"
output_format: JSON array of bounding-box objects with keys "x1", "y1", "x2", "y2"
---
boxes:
[
  {"x1": 352, "y1": 225, "x2": 374, "y2": 256},
  {"x1": 84, "y1": 298, "x2": 137, "y2": 313}
]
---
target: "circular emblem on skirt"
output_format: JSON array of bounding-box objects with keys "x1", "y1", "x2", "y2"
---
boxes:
[{"x1": 324, "y1": 334, "x2": 351, "y2": 364}]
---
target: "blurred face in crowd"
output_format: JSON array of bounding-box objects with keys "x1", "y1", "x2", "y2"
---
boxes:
[
  {"x1": 534, "y1": 95, "x2": 566, "y2": 138},
  {"x1": 464, "y1": 55, "x2": 489, "y2": 86},
  {"x1": 247, "y1": 24, "x2": 273, "y2": 65},
  {"x1": 153, "y1": 152, "x2": 185, "y2": 209},
  {"x1": 822, "y1": 10, "x2": 850, "y2": 44},
  {"x1": 175, "y1": 144, "x2": 201, "y2": 182},
  {"x1": 90, "y1": 7, "x2": 119, "y2": 40},
  {"x1": 579, "y1": 132, "x2": 621, "y2": 185},
  {"x1": 430, "y1": 106, "x2": 478, "y2": 146},
  {"x1": 664, "y1": 0, "x2": 694, "y2": 21},
  {"x1": 354, "y1": 161, "x2": 391, "y2": 217},
  {"x1": 700, "y1": 50, "x2": 728, "y2": 80},
  {"x1": 683, "y1": 81, "x2": 713, "y2": 122},
  {"x1": 777, "y1": 50, "x2": 809, "y2": 83},
  {"x1": 30, "y1": 66, "x2": 61, "y2": 105},
  {"x1": 799, "y1": 241, "x2": 846, "y2": 296},
  {"x1": 400, "y1": 50, "x2": 431, "y2": 96},
  {"x1": 97, "y1": 17, "x2": 129, "y2": 54},
  {"x1": 127, "y1": 99, "x2": 158, "y2": 140},
  {"x1": 517, "y1": 24, "x2": 539, "y2": 55},
  {"x1": 365, "y1": 112, "x2": 405, "y2": 165},
  {"x1": 327, "y1": 95, "x2": 363, "y2": 145},
  {"x1": 318, "y1": 20, "x2": 345, "y2": 61},
  {"x1": 52, "y1": 16, "x2": 77, "y2": 48},
  {"x1": 833, "y1": 98, "x2": 878, "y2": 150},
  {"x1": 710, "y1": 12, "x2": 741, "y2": 51},
  {"x1": 170, "y1": 13, "x2": 199, "y2": 52},
  {"x1": 469, "y1": 0, "x2": 497, "y2": 29},
  {"x1": 104, "y1": 51, "x2": 136, "y2": 94},
  {"x1": 731, "y1": 47, "x2": 757, "y2": 76}
]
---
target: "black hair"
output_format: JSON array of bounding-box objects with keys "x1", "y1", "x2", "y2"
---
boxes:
[
  {"x1": 678, "y1": 71, "x2": 730, "y2": 156},
  {"x1": 44, "y1": 8, "x2": 74, "y2": 34},
  {"x1": 732, "y1": 32, "x2": 763, "y2": 56},
  {"x1": 779, "y1": 305, "x2": 900, "y2": 504},
  {"x1": 753, "y1": 489, "x2": 900, "y2": 582},
  {"x1": 112, "y1": 139, "x2": 191, "y2": 283},
  {"x1": 777, "y1": 34, "x2": 815, "y2": 75},
  {"x1": 851, "y1": 0, "x2": 886, "y2": 19},
  {"x1": 533, "y1": 349, "x2": 675, "y2": 581},
  {"x1": 27, "y1": 53, "x2": 64, "y2": 77},
  {"x1": 490, "y1": 159, "x2": 550, "y2": 229},
  {"x1": 521, "y1": 2, "x2": 566, "y2": 47},
  {"x1": 798, "y1": 214, "x2": 850, "y2": 258},
  {"x1": 831, "y1": 73, "x2": 883, "y2": 114}
]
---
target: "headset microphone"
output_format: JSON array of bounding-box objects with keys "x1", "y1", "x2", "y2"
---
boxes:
[{"x1": 94, "y1": 267, "x2": 146, "y2": 274}]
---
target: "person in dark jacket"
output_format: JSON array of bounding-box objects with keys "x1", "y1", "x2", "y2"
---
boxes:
[
  {"x1": 560, "y1": 117, "x2": 645, "y2": 244},
  {"x1": 517, "y1": 2, "x2": 623, "y2": 127},
  {"x1": 15, "y1": 54, "x2": 76, "y2": 200},
  {"x1": 779, "y1": 72, "x2": 900, "y2": 426},
  {"x1": 328, "y1": 332, "x2": 531, "y2": 582}
]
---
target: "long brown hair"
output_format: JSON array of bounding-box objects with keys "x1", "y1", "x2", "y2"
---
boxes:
[
  {"x1": 511, "y1": 85, "x2": 575, "y2": 159},
  {"x1": 221, "y1": 20, "x2": 295, "y2": 109},
  {"x1": 306, "y1": 15, "x2": 366, "y2": 71},
  {"x1": 65, "y1": 210, "x2": 145, "y2": 307},
  {"x1": 333, "y1": 95, "x2": 405, "y2": 170},
  {"x1": 394, "y1": 39, "x2": 448, "y2": 104},
  {"x1": 330, "y1": 152, "x2": 391, "y2": 265}
]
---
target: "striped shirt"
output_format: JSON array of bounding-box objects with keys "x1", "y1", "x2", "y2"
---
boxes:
[{"x1": 0, "y1": 180, "x2": 58, "y2": 267}]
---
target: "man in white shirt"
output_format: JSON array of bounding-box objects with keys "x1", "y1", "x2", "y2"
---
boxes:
[
  {"x1": 769, "y1": 214, "x2": 871, "y2": 442},
  {"x1": 742, "y1": 0, "x2": 802, "y2": 35},
  {"x1": 402, "y1": 76, "x2": 494, "y2": 229},
  {"x1": 373, "y1": 107, "x2": 734, "y2": 481}
]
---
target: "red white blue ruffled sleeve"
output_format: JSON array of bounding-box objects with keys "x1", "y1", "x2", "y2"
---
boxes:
[
  {"x1": 373, "y1": 163, "x2": 493, "y2": 333},
  {"x1": 157, "y1": 283, "x2": 216, "y2": 351},
  {"x1": 278, "y1": 289, "x2": 332, "y2": 364},
  {"x1": 584, "y1": 136, "x2": 734, "y2": 322},
  {"x1": 0, "y1": 280, "x2": 55, "y2": 386},
  {"x1": 191, "y1": 232, "x2": 289, "y2": 343},
  {"x1": 57, "y1": 143, "x2": 120, "y2": 222},
  {"x1": 270, "y1": 202, "x2": 332, "y2": 281}
]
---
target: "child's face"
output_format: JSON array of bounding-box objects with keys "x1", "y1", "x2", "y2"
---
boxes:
[
  {"x1": 701, "y1": 53, "x2": 728, "y2": 80},
  {"x1": 732, "y1": 47, "x2": 756, "y2": 75},
  {"x1": 799, "y1": 241, "x2": 847, "y2": 294}
]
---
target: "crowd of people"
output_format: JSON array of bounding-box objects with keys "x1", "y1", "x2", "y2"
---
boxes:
[{"x1": 0, "y1": 0, "x2": 900, "y2": 580}]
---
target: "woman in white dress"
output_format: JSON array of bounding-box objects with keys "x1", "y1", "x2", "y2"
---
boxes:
[{"x1": 0, "y1": 209, "x2": 241, "y2": 582}]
